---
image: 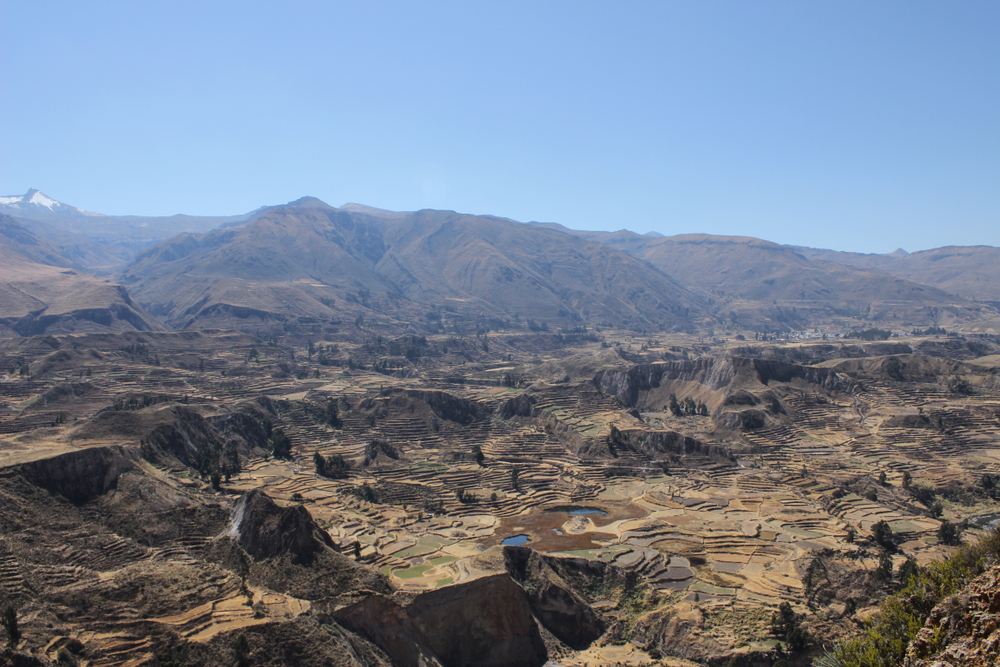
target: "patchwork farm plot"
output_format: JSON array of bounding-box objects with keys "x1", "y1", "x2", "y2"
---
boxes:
[{"x1": 1, "y1": 329, "x2": 999, "y2": 664}]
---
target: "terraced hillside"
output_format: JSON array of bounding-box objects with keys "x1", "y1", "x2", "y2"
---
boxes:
[{"x1": 0, "y1": 328, "x2": 998, "y2": 666}]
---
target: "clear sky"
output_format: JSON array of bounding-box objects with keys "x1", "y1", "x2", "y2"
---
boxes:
[{"x1": 2, "y1": 1, "x2": 997, "y2": 253}]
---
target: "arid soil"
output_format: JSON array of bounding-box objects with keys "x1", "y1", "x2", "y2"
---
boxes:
[{"x1": 0, "y1": 328, "x2": 998, "y2": 666}]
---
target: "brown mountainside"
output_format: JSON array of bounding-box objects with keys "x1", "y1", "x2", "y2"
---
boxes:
[
  {"x1": 794, "y1": 244, "x2": 1000, "y2": 303},
  {"x1": 0, "y1": 216, "x2": 162, "y2": 336},
  {"x1": 373, "y1": 208, "x2": 704, "y2": 328},
  {"x1": 120, "y1": 198, "x2": 707, "y2": 331},
  {"x1": 572, "y1": 230, "x2": 988, "y2": 329}
]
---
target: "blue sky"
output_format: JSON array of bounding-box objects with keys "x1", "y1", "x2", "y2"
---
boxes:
[{"x1": 2, "y1": 1, "x2": 997, "y2": 253}]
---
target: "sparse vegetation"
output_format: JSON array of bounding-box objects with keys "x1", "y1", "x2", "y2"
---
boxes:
[
  {"x1": 270, "y1": 428, "x2": 292, "y2": 459},
  {"x1": 2, "y1": 606, "x2": 19, "y2": 649},
  {"x1": 830, "y1": 527, "x2": 1000, "y2": 667}
]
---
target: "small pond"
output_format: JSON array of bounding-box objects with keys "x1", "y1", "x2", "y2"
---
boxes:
[
  {"x1": 502, "y1": 534, "x2": 531, "y2": 546},
  {"x1": 544, "y1": 505, "x2": 607, "y2": 516}
]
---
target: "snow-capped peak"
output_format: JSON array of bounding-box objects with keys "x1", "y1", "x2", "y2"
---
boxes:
[
  {"x1": 27, "y1": 189, "x2": 60, "y2": 210},
  {"x1": 0, "y1": 189, "x2": 102, "y2": 216}
]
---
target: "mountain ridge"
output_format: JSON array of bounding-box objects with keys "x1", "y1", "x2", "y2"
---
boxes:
[
  {"x1": 119, "y1": 199, "x2": 708, "y2": 332},
  {"x1": 5, "y1": 191, "x2": 999, "y2": 335}
]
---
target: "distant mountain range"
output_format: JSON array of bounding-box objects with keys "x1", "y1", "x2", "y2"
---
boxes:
[
  {"x1": 0, "y1": 189, "x2": 102, "y2": 217},
  {"x1": 2, "y1": 190, "x2": 998, "y2": 335},
  {"x1": 0, "y1": 189, "x2": 252, "y2": 255},
  {"x1": 0, "y1": 215, "x2": 161, "y2": 336},
  {"x1": 791, "y1": 245, "x2": 1000, "y2": 303},
  {"x1": 550, "y1": 229, "x2": 987, "y2": 329}
]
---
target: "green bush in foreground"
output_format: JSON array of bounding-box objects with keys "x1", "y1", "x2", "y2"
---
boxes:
[{"x1": 823, "y1": 527, "x2": 1000, "y2": 667}]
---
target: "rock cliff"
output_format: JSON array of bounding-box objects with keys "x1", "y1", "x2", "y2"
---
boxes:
[
  {"x1": 227, "y1": 488, "x2": 335, "y2": 565},
  {"x1": 334, "y1": 573, "x2": 549, "y2": 667},
  {"x1": 15, "y1": 444, "x2": 139, "y2": 503}
]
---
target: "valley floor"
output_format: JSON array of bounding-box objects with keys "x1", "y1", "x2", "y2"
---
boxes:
[{"x1": 0, "y1": 328, "x2": 998, "y2": 666}]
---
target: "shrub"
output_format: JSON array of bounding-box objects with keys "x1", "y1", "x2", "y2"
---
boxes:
[
  {"x1": 233, "y1": 633, "x2": 250, "y2": 665},
  {"x1": 324, "y1": 398, "x2": 341, "y2": 427},
  {"x1": 271, "y1": 428, "x2": 292, "y2": 459},
  {"x1": 873, "y1": 551, "x2": 893, "y2": 582},
  {"x1": 355, "y1": 483, "x2": 378, "y2": 503},
  {"x1": 771, "y1": 601, "x2": 810, "y2": 652},
  {"x1": 831, "y1": 527, "x2": 1000, "y2": 667},
  {"x1": 937, "y1": 520, "x2": 962, "y2": 546},
  {"x1": 871, "y1": 520, "x2": 896, "y2": 552},
  {"x1": 2, "y1": 606, "x2": 18, "y2": 648},
  {"x1": 898, "y1": 558, "x2": 919, "y2": 586},
  {"x1": 947, "y1": 376, "x2": 974, "y2": 395}
]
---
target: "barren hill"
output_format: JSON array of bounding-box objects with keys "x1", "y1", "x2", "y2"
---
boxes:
[
  {"x1": 372, "y1": 208, "x2": 704, "y2": 329},
  {"x1": 0, "y1": 216, "x2": 162, "y2": 336},
  {"x1": 119, "y1": 198, "x2": 706, "y2": 331},
  {"x1": 793, "y1": 244, "x2": 1000, "y2": 303},
  {"x1": 577, "y1": 230, "x2": 987, "y2": 329}
]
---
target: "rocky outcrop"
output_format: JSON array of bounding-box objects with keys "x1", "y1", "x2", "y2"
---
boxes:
[
  {"x1": 227, "y1": 489, "x2": 335, "y2": 565},
  {"x1": 15, "y1": 445, "x2": 140, "y2": 503},
  {"x1": 593, "y1": 356, "x2": 853, "y2": 411},
  {"x1": 630, "y1": 601, "x2": 729, "y2": 664},
  {"x1": 333, "y1": 573, "x2": 549, "y2": 667},
  {"x1": 905, "y1": 565, "x2": 1000, "y2": 667},
  {"x1": 915, "y1": 337, "x2": 1000, "y2": 361},
  {"x1": 717, "y1": 408, "x2": 769, "y2": 431},
  {"x1": 501, "y1": 547, "x2": 607, "y2": 649},
  {"x1": 6, "y1": 301, "x2": 160, "y2": 337},
  {"x1": 143, "y1": 406, "x2": 269, "y2": 467},
  {"x1": 592, "y1": 358, "x2": 729, "y2": 408},
  {"x1": 207, "y1": 411, "x2": 271, "y2": 454},
  {"x1": 610, "y1": 427, "x2": 732, "y2": 460},
  {"x1": 358, "y1": 389, "x2": 488, "y2": 427},
  {"x1": 331, "y1": 547, "x2": 621, "y2": 667},
  {"x1": 208, "y1": 491, "x2": 392, "y2": 604},
  {"x1": 750, "y1": 357, "x2": 849, "y2": 390},
  {"x1": 722, "y1": 389, "x2": 760, "y2": 407},
  {"x1": 497, "y1": 392, "x2": 537, "y2": 420}
]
